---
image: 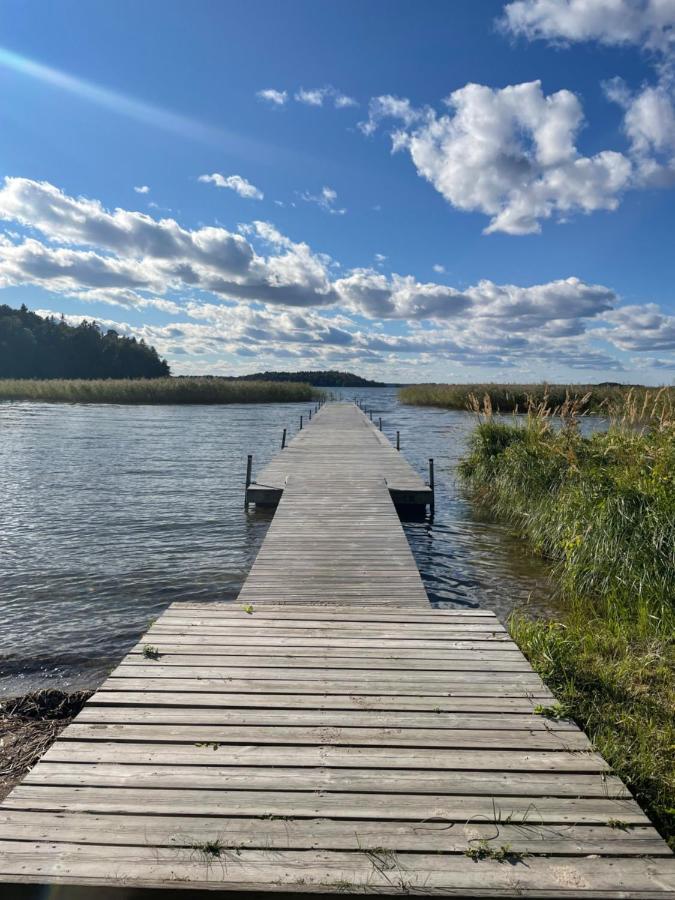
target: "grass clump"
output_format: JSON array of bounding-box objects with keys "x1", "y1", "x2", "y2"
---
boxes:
[
  {"x1": 189, "y1": 838, "x2": 225, "y2": 859},
  {"x1": 464, "y1": 841, "x2": 529, "y2": 863},
  {"x1": 458, "y1": 395, "x2": 675, "y2": 848},
  {"x1": 0, "y1": 376, "x2": 322, "y2": 405},
  {"x1": 400, "y1": 381, "x2": 674, "y2": 418}
]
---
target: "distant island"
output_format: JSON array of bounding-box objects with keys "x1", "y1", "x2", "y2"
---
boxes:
[
  {"x1": 234, "y1": 370, "x2": 386, "y2": 387},
  {"x1": 0, "y1": 304, "x2": 169, "y2": 379}
]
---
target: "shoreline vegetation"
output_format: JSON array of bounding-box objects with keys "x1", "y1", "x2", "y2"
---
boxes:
[
  {"x1": 0, "y1": 377, "x2": 322, "y2": 404},
  {"x1": 0, "y1": 690, "x2": 91, "y2": 802},
  {"x1": 399, "y1": 381, "x2": 675, "y2": 416},
  {"x1": 458, "y1": 392, "x2": 674, "y2": 848},
  {"x1": 1, "y1": 304, "x2": 169, "y2": 378}
]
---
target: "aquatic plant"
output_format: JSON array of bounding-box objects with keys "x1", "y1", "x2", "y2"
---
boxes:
[
  {"x1": 0, "y1": 377, "x2": 322, "y2": 404},
  {"x1": 399, "y1": 381, "x2": 674, "y2": 419}
]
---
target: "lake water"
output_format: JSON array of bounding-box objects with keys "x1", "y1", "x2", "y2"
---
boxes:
[{"x1": 0, "y1": 387, "x2": 557, "y2": 698}]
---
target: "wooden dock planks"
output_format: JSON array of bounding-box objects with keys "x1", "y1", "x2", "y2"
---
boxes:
[{"x1": 0, "y1": 403, "x2": 672, "y2": 896}]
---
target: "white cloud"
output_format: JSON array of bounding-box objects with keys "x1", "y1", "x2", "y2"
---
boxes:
[
  {"x1": 364, "y1": 82, "x2": 632, "y2": 234},
  {"x1": 604, "y1": 78, "x2": 675, "y2": 184},
  {"x1": 502, "y1": 1, "x2": 675, "y2": 192},
  {"x1": 256, "y1": 88, "x2": 288, "y2": 105},
  {"x1": 359, "y1": 95, "x2": 426, "y2": 136},
  {"x1": 295, "y1": 88, "x2": 326, "y2": 107},
  {"x1": 133, "y1": 185, "x2": 150, "y2": 194},
  {"x1": 198, "y1": 173, "x2": 264, "y2": 200},
  {"x1": 501, "y1": 0, "x2": 675, "y2": 53},
  {"x1": 0, "y1": 176, "x2": 671, "y2": 377},
  {"x1": 603, "y1": 303, "x2": 675, "y2": 350},
  {"x1": 294, "y1": 86, "x2": 357, "y2": 108},
  {"x1": 433, "y1": 263, "x2": 445, "y2": 273},
  {"x1": 301, "y1": 185, "x2": 346, "y2": 215}
]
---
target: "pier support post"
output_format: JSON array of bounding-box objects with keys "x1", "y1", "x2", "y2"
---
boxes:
[
  {"x1": 429, "y1": 457, "x2": 435, "y2": 517},
  {"x1": 396, "y1": 431, "x2": 400, "y2": 451},
  {"x1": 245, "y1": 454, "x2": 253, "y2": 507},
  {"x1": 379, "y1": 417, "x2": 382, "y2": 431},
  {"x1": 281, "y1": 428, "x2": 286, "y2": 450},
  {"x1": 300, "y1": 415, "x2": 303, "y2": 430},
  {"x1": 309, "y1": 409, "x2": 312, "y2": 420}
]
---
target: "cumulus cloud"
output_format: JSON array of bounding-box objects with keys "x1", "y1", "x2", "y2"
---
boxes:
[
  {"x1": 604, "y1": 77, "x2": 675, "y2": 184},
  {"x1": 501, "y1": 0, "x2": 675, "y2": 53},
  {"x1": 256, "y1": 88, "x2": 288, "y2": 105},
  {"x1": 198, "y1": 173, "x2": 264, "y2": 199},
  {"x1": 603, "y1": 303, "x2": 675, "y2": 350},
  {"x1": 0, "y1": 177, "x2": 335, "y2": 308},
  {"x1": 432, "y1": 263, "x2": 445, "y2": 273},
  {"x1": 0, "y1": 176, "x2": 671, "y2": 376},
  {"x1": 364, "y1": 82, "x2": 632, "y2": 234},
  {"x1": 133, "y1": 185, "x2": 150, "y2": 194},
  {"x1": 300, "y1": 186, "x2": 346, "y2": 215},
  {"x1": 502, "y1": 1, "x2": 675, "y2": 191}
]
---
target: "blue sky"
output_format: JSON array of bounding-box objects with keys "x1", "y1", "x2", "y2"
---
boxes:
[{"x1": 1, "y1": 0, "x2": 674, "y2": 382}]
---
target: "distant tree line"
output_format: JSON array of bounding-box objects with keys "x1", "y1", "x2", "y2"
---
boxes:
[
  {"x1": 235, "y1": 370, "x2": 385, "y2": 387},
  {"x1": 0, "y1": 305, "x2": 170, "y2": 379}
]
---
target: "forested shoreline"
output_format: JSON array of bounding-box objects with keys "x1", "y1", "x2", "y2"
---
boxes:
[{"x1": 0, "y1": 305, "x2": 169, "y2": 379}]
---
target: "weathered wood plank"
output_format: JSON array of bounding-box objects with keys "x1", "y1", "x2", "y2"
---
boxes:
[
  {"x1": 0, "y1": 813, "x2": 666, "y2": 856},
  {"x1": 40, "y1": 742, "x2": 610, "y2": 771},
  {"x1": 21, "y1": 764, "x2": 625, "y2": 797},
  {"x1": 1, "y1": 842, "x2": 673, "y2": 896}
]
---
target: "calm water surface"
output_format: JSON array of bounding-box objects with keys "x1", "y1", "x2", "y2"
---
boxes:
[{"x1": 0, "y1": 387, "x2": 558, "y2": 697}]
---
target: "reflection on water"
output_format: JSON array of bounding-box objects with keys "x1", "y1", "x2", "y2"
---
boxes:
[{"x1": 0, "y1": 388, "x2": 557, "y2": 697}]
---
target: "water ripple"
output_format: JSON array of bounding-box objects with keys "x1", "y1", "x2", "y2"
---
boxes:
[{"x1": 0, "y1": 390, "x2": 557, "y2": 697}]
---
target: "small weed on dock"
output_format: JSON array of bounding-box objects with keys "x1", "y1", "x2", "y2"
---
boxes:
[
  {"x1": 465, "y1": 840, "x2": 529, "y2": 864},
  {"x1": 189, "y1": 839, "x2": 225, "y2": 859},
  {"x1": 533, "y1": 702, "x2": 573, "y2": 721},
  {"x1": 241, "y1": 604, "x2": 254, "y2": 614},
  {"x1": 607, "y1": 819, "x2": 635, "y2": 831},
  {"x1": 142, "y1": 645, "x2": 161, "y2": 660}
]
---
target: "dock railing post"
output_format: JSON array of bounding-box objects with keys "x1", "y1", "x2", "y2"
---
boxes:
[
  {"x1": 396, "y1": 431, "x2": 400, "y2": 451},
  {"x1": 245, "y1": 454, "x2": 252, "y2": 508},
  {"x1": 379, "y1": 417, "x2": 382, "y2": 431},
  {"x1": 309, "y1": 409, "x2": 312, "y2": 420},
  {"x1": 429, "y1": 457, "x2": 435, "y2": 517},
  {"x1": 281, "y1": 428, "x2": 286, "y2": 450},
  {"x1": 369, "y1": 410, "x2": 373, "y2": 421},
  {"x1": 300, "y1": 415, "x2": 303, "y2": 430}
]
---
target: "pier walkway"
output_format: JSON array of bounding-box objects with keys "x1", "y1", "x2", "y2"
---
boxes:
[{"x1": 0, "y1": 403, "x2": 672, "y2": 896}]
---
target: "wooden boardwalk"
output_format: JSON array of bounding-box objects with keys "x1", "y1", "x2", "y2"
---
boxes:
[{"x1": 0, "y1": 404, "x2": 672, "y2": 896}]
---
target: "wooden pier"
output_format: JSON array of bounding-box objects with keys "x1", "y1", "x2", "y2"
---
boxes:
[{"x1": 0, "y1": 403, "x2": 672, "y2": 897}]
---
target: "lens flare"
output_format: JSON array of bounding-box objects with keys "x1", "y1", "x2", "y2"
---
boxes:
[{"x1": 0, "y1": 45, "x2": 281, "y2": 162}]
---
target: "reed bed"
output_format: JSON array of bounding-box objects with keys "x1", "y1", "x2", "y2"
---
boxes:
[
  {"x1": 0, "y1": 377, "x2": 321, "y2": 404},
  {"x1": 399, "y1": 381, "x2": 675, "y2": 418},
  {"x1": 459, "y1": 392, "x2": 675, "y2": 847}
]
